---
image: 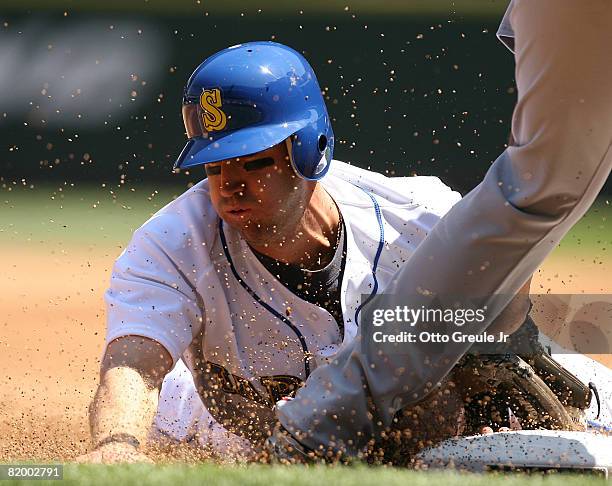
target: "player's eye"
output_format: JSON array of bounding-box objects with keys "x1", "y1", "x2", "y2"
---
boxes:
[
  {"x1": 243, "y1": 157, "x2": 275, "y2": 171},
  {"x1": 205, "y1": 164, "x2": 221, "y2": 176}
]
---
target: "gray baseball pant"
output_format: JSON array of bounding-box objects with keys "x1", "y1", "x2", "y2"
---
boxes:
[{"x1": 278, "y1": 0, "x2": 612, "y2": 455}]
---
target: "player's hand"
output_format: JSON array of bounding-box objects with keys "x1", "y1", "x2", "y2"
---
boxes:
[
  {"x1": 75, "y1": 441, "x2": 153, "y2": 464},
  {"x1": 480, "y1": 415, "x2": 522, "y2": 435}
]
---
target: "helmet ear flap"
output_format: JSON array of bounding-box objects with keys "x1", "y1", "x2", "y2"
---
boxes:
[{"x1": 288, "y1": 124, "x2": 334, "y2": 181}]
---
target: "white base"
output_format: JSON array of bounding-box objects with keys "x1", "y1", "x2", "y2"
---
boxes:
[{"x1": 415, "y1": 430, "x2": 612, "y2": 477}]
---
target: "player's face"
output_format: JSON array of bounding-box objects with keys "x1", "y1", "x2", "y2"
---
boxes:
[{"x1": 206, "y1": 141, "x2": 314, "y2": 245}]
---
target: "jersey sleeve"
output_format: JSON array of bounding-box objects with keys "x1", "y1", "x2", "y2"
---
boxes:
[
  {"x1": 104, "y1": 226, "x2": 203, "y2": 365},
  {"x1": 330, "y1": 160, "x2": 462, "y2": 218},
  {"x1": 400, "y1": 175, "x2": 462, "y2": 219}
]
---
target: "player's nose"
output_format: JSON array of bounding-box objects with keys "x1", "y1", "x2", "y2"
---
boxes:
[{"x1": 218, "y1": 163, "x2": 247, "y2": 198}]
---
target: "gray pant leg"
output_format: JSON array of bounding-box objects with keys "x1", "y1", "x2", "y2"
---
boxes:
[{"x1": 279, "y1": 0, "x2": 612, "y2": 455}]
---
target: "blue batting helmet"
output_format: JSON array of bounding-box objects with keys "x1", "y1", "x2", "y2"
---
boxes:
[{"x1": 174, "y1": 41, "x2": 334, "y2": 181}]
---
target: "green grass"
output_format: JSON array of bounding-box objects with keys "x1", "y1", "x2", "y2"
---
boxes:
[
  {"x1": 0, "y1": 184, "x2": 610, "y2": 255},
  {"x1": 0, "y1": 183, "x2": 187, "y2": 249},
  {"x1": 2, "y1": 463, "x2": 609, "y2": 486}
]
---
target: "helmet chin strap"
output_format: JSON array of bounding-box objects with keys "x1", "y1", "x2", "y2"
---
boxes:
[{"x1": 285, "y1": 136, "x2": 328, "y2": 180}]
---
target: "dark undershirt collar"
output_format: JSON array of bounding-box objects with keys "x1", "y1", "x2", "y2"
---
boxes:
[{"x1": 250, "y1": 216, "x2": 347, "y2": 338}]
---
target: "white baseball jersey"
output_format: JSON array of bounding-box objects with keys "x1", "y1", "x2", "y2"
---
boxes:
[{"x1": 105, "y1": 160, "x2": 461, "y2": 442}]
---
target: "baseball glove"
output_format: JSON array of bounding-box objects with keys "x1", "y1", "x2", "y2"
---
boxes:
[{"x1": 454, "y1": 315, "x2": 592, "y2": 435}]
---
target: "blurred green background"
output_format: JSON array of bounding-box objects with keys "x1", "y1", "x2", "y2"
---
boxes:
[
  {"x1": 1, "y1": 0, "x2": 610, "y2": 253},
  {"x1": 3, "y1": 0, "x2": 520, "y2": 195}
]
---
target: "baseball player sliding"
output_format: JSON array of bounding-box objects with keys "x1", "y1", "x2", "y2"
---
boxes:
[{"x1": 78, "y1": 0, "x2": 612, "y2": 465}]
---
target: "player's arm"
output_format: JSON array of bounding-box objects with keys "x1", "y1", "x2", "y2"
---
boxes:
[{"x1": 78, "y1": 335, "x2": 173, "y2": 463}]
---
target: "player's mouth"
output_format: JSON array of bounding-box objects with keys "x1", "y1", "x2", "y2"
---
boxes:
[{"x1": 222, "y1": 207, "x2": 252, "y2": 222}]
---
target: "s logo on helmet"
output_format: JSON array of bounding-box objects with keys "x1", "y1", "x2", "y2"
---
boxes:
[{"x1": 200, "y1": 88, "x2": 227, "y2": 132}]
